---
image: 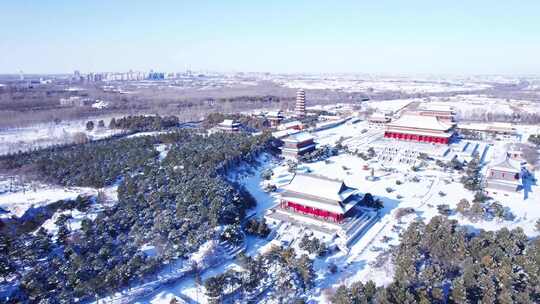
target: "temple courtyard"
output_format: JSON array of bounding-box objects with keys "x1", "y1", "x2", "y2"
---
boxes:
[{"x1": 225, "y1": 117, "x2": 540, "y2": 302}]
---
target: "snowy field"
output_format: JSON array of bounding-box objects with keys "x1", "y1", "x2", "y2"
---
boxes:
[
  {"x1": 0, "y1": 181, "x2": 97, "y2": 218},
  {"x1": 276, "y1": 77, "x2": 491, "y2": 94},
  {"x1": 0, "y1": 118, "x2": 121, "y2": 155}
]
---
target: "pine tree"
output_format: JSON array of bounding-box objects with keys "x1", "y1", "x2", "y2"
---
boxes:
[
  {"x1": 450, "y1": 277, "x2": 468, "y2": 304},
  {"x1": 497, "y1": 289, "x2": 513, "y2": 304},
  {"x1": 109, "y1": 117, "x2": 117, "y2": 128},
  {"x1": 456, "y1": 199, "x2": 470, "y2": 215},
  {"x1": 86, "y1": 120, "x2": 95, "y2": 131},
  {"x1": 461, "y1": 155, "x2": 482, "y2": 190},
  {"x1": 479, "y1": 274, "x2": 496, "y2": 304},
  {"x1": 296, "y1": 254, "x2": 315, "y2": 290}
]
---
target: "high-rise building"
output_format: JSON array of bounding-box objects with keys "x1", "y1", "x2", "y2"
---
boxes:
[{"x1": 295, "y1": 89, "x2": 306, "y2": 118}]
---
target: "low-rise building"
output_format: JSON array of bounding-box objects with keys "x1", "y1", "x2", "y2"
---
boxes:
[
  {"x1": 267, "y1": 110, "x2": 285, "y2": 127},
  {"x1": 59, "y1": 96, "x2": 88, "y2": 107},
  {"x1": 217, "y1": 119, "x2": 241, "y2": 133},
  {"x1": 416, "y1": 104, "x2": 456, "y2": 124},
  {"x1": 458, "y1": 122, "x2": 519, "y2": 141},
  {"x1": 277, "y1": 120, "x2": 304, "y2": 131},
  {"x1": 367, "y1": 112, "x2": 391, "y2": 128},
  {"x1": 506, "y1": 144, "x2": 527, "y2": 161},
  {"x1": 281, "y1": 132, "x2": 316, "y2": 158},
  {"x1": 485, "y1": 155, "x2": 522, "y2": 193}
]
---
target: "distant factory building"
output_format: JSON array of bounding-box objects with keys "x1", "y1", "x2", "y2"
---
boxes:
[
  {"x1": 217, "y1": 119, "x2": 241, "y2": 133},
  {"x1": 295, "y1": 89, "x2": 306, "y2": 118},
  {"x1": 281, "y1": 132, "x2": 316, "y2": 158}
]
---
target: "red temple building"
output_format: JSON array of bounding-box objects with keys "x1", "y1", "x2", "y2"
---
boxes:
[
  {"x1": 279, "y1": 174, "x2": 363, "y2": 223},
  {"x1": 384, "y1": 114, "x2": 455, "y2": 144}
]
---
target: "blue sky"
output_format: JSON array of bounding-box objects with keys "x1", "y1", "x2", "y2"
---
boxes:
[{"x1": 1, "y1": 0, "x2": 539, "y2": 74}]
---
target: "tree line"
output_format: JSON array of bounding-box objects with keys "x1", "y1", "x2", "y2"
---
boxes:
[
  {"x1": 109, "y1": 115, "x2": 180, "y2": 132},
  {"x1": 0, "y1": 136, "x2": 159, "y2": 188}
]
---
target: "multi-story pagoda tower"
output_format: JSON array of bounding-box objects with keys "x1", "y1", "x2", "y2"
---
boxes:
[{"x1": 295, "y1": 89, "x2": 306, "y2": 118}]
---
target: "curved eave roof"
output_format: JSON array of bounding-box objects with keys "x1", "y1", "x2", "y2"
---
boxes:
[{"x1": 387, "y1": 114, "x2": 452, "y2": 131}]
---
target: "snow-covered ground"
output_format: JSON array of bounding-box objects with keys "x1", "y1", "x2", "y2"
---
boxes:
[
  {"x1": 422, "y1": 94, "x2": 540, "y2": 119},
  {"x1": 0, "y1": 119, "x2": 121, "y2": 155},
  {"x1": 276, "y1": 77, "x2": 491, "y2": 94},
  {"x1": 0, "y1": 181, "x2": 97, "y2": 218},
  {"x1": 38, "y1": 183, "x2": 119, "y2": 237}
]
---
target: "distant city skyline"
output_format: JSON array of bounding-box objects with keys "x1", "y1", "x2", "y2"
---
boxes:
[{"x1": 1, "y1": 1, "x2": 539, "y2": 75}]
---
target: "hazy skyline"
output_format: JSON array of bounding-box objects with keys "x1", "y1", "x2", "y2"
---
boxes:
[{"x1": 1, "y1": 0, "x2": 539, "y2": 75}]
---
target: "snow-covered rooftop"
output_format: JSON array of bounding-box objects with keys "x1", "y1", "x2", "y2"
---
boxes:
[
  {"x1": 368, "y1": 112, "x2": 391, "y2": 121},
  {"x1": 278, "y1": 120, "x2": 303, "y2": 130},
  {"x1": 219, "y1": 119, "x2": 240, "y2": 127},
  {"x1": 282, "y1": 173, "x2": 357, "y2": 203},
  {"x1": 282, "y1": 132, "x2": 314, "y2": 143},
  {"x1": 387, "y1": 114, "x2": 452, "y2": 131},
  {"x1": 486, "y1": 122, "x2": 516, "y2": 132},
  {"x1": 418, "y1": 103, "x2": 455, "y2": 112},
  {"x1": 272, "y1": 129, "x2": 301, "y2": 139},
  {"x1": 266, "y1": 110, "x2": 284, "y2": 118},
  {"x1": 490, "y1": 155, "x2": 522, "y2": 173}
]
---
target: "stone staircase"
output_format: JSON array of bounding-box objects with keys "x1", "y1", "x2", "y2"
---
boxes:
[{"x1": 336, "y1": 210, "x2": 380, "y2": 253}]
